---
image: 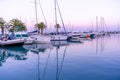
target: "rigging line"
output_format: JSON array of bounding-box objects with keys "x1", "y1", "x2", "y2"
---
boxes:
[
  {"x1": 37, "y1": 0, "x2": 47, "y2": 26},
  {"x1": 56, "y1": 0, "x2": 67, "y2": 36},
  {"x1": 34, "y1": 0, "x2": 38, "y2": 24},
  {"x1": 34, "y1": 0, "x2": 39, "y2": 34}
]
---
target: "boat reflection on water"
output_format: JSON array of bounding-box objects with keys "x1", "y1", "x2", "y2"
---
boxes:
[
  {"x1": 0, "y1": 46, "x2": 28, "y2": 67},
  {"x1": 28, "y1": 41, "x2": 69, "y2": 80},
  {"x1": 51, "y1": 41, "x2": 69, "y2": 48},
  {"x1": 40, "y1": 41, "x2": 68, "y2": 80},
  {"x1": 0, "y1": 34, "x2": 120, "y2": 80},
  {"x1": 55, "y1": 42, "x2": 67, "y2": 80},
  {"x1": 23, "y1": 41, "x2": 68, "y2": 80},
  {"x1": 23, "y1": 43, "x2": 53, "y2": 54}
]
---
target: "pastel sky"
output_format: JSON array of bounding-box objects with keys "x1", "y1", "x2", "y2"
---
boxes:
[{"x1": 0, "y1": 0, "x2": 120, "y2": 31}]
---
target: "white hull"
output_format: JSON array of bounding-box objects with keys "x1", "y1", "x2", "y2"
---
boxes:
[
  {"x1": 24, "y1": 38, "x2": 34, "y2": 44},
  {"x1": 50, "y1": 35, "x2": 68, "y2": 41},
  {"x1": 69, "y1": 36, "x2": 83, "y2": 43},
  {"x1": 31, "y1": 35, "x2": 51, "y2": 44},
  {"x1": 0, "y1": 38, "x2": 25, "y2": 46}
]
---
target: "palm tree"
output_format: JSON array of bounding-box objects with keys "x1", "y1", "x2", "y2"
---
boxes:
[
  {"x1": 55, "y1": 23, "x2": 61, "y2": 34},
  {"x1": 9, "y1": 18, "x2": 27, "y2": 32},
  {"x1": 0, "y1": 17, "x2": 6, "y2": 35},
  {"x1": 35, "y1": 22, "x2": 46, "y2": 34}
]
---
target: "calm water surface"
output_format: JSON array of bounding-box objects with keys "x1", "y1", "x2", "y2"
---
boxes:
[{"x1": 0, "y1": 34, "x2": 120, "y2": 80}]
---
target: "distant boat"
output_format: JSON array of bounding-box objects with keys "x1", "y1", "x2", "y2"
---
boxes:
[
  {"x1": 67, "y1": 32, "x2": 94, "y2": 42},
  {"x1": 68, "y1": 32, "x2": 95, "y2": 38},
  {"x1": 69, "y1": 37, "x2": 83, "y2": 43}
]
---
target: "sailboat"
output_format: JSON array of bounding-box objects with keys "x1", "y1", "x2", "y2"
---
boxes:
[
  {"x1": 50, "y1": 0, "x2": 68, "y2": 41},
  {"x1": 31, "y1": 0, "x2": 51, "y2": 44}
]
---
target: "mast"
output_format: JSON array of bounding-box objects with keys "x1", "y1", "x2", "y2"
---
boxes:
[
  {"x1": 54, "y1": 0, "x2": 57, "y2": 33},
  {"x1": 96, "y1": 16, "x2": 98, "y2": 32},
  {"x1": 34, "y1": 0, "x2": 38, "y2": 33},
  {"x1": 91, "y1": 21, "x2": 93, "y2": 32},
  {"x1": 118, "y1": 21, "x2": 119, "y2": 33}
]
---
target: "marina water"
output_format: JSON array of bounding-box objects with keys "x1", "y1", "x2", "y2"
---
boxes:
[{"x1": 0, "y1": 34, "x2": 120, "y2": 80}]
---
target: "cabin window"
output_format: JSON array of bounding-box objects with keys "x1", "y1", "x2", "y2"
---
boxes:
[
  {"x1": 16, "y1": 35, "x2": 21, "y2": 37},
  {"x1": 22, "y1": 34, "x2": 28, "y2": 37}
]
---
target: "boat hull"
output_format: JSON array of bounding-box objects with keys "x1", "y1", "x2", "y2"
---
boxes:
[
  {"x1": 50, "y1": 35, "x2": 68, "y2": 41},
  {"x1": 0, "y1": 42, "x2": 24, "y2": 47},
  {"x1": 0, "y1": 39, "x2": 25, "y2": 47},
  {"x1": 30, "y1": 35, "x2": 50, "y2": 44}
]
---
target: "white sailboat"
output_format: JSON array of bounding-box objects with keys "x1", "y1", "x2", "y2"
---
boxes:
[
  {"x1": 50, "y1": 0, "x2": 68, "y2": 41},
  {"x1": 31, "y1": 34, "x2": 50, "y2": 44},
  {"x1": 31, "y1": 0, "x2": 51, "y2": 44}
]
